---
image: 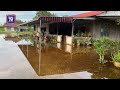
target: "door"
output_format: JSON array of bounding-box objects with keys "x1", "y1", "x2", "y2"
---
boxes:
[{"x1": 101, "y1": 23, "x2": 110, "y2": 37}]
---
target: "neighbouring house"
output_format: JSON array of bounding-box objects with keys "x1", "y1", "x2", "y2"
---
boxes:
[
  {"x1": 19, "y1": 11, "x2": 120, "y2": 46},
  {"x1": 3, "y1": 23, "x2": 27, "y2": 32},
  {"x1": 70, "y1": 11, "x2": 120, "y2": 40}
]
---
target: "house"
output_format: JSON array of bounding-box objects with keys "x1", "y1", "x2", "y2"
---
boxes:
[
  {"x1": 19, "y1": 17, "x2": 73, "y2": 45},
  {"x1": 3, "y1": 23, "x2": 27, "y2": 32},
  {"x1": 70, "y1": 11, "x2": 120, "y2": 40},
  {"x1": 3, "y1": 23, "x2": 18, "y2": 31},
  {"x1": 19, "y1": 11, "x2": 120, "y2": 46}
]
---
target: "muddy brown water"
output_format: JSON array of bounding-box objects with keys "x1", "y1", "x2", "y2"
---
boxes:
[
  {"x1": 1, "y1": 34, "x2": 120, "y2": 78},
  {"x1": 18, "y1": 42, "x2": 120, "y2": 79}
]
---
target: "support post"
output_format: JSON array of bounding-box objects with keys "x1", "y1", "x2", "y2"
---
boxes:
[
  {"x1": 93, "y1": 20, "x2": 95, "y2": 39},
  {"x1": 57, "y1": 22, "x2": 59, "y2": 42},
  {"x1": 39, "y1": 19, "x2": 42, "y2": 75},
  {"x1": 71, "y1": 21, "x2": 74, "y2": 46},
  {"x1": 71, "y1": 22, "x2": 74, "y2": 37},
  {"x1": 57, "y1": 23, "x2": 58, "y2": 35},
  {"x1": 27, "y1": 24, "x2": 28, "y2": 57}
]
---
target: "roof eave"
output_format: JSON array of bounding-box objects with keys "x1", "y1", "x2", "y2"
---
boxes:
[
  {"x1": 19, "y1": 18, "x2": 39, "y2": 26},
  {"x1": 73, "y1": 17, "x2": 96, "y2": 20}
]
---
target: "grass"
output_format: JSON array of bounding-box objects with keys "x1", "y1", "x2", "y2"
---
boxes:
[
  {"x1": 0, "y1": 27, "x2": 4, "y2": 33},
  {"x1": 18, "y1": 31, "x2": 33, "y2": 36},
  {"x1": 0, "y1": 30, "x2": 33, "y2": 36},
  {"x1": 0, "y1": 26, "x2": 34, "y2": 37}
]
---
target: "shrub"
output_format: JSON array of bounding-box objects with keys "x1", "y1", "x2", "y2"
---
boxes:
[
  {"x1": 112, "y1": 50, "x2": 120, "y2": 63},
  {"x1": 0, "y1": 27, "x2": 4, "y2": 31},
  {"x1": 94, "y1": 36, "x2": 112, "y2": 64}
]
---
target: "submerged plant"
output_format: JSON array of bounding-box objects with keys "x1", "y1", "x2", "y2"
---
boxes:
[
  {"x1": 94, "y1": 36, "x2": 112, "y2": 64},
  {"x1": 72, "y1": 38, "x2": 76, "y2": 46},
  {"x1": 88, "y1": 32, "x2": 92, "y2": 37},
  {"x1": 112, "y1": 50, "x2": 120, "y2": 63},
  {"x1": 77, "y1": 39, "x2": 81, "y2": 46},
  {"x1": 110, "y1": 40, "x2": 120, "y2": 63}
]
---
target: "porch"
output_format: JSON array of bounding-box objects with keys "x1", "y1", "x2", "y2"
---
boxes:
[{"x1": 19, "y1": 17, "x2": 95, "y2": 47}]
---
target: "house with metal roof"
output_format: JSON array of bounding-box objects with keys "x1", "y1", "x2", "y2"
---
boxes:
[
  {"x1": 3, "y1": 23, "x2": 27, "y2": 32},
  {"x1": 3, "y1": 23, "x2": 19, "y2": 31},
  {"x1": 70, "y1": 11, "x2": 120, "y2": 41},
  {"x1": 20, "y1": 11, "x2": 120, "y2": 47}
]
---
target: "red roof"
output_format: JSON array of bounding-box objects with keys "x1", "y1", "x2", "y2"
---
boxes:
[
  {"x1": 70, "y1": 11, "x2": 105, "y2": 18},
  {"x1": 3, "y1": 23, "x2": 18, "y2": 28}
]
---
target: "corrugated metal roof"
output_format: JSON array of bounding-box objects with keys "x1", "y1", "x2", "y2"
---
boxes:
[
  {"x1": 70, "y1": 11, "x2": 105, "y2": 18},
  {"x1": 40, "y1": 17, "x2": 73, "y2": 23},
  {"x1": 20, "y1": 17, "x2": 73, "y2": 26}
]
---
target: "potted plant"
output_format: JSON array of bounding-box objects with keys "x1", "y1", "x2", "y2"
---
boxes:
[{"x1": 112, "y1": 50, "x2": 120, "y2": 68}]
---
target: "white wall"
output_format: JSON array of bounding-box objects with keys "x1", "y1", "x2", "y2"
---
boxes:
[
  {"x1": 57, "y1": 35, "x2": 62, "y2": 42},
  {"x1": 11, "y1": 28, "x2": 14, "y2": 31},
  {"x1": 4, "y1": 27, "x2": 7, "y2": 31},
  {"x1": 66, "y1": 36, "x2": 72, "y2": 45},
  {"x1": 4, "y1": 27, "x2": 17, "y2": 31}
]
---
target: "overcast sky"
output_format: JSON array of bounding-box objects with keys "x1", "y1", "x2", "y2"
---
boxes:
[{"x1": 0, "y1": 11, "x2": 89, "y2": 25}]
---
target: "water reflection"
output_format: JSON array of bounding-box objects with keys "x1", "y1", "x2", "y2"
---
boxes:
[
  {"x1": 17, "y1": 38, "x2": 120, "y2": 78},
  {"x1": 16, "y1": 39, "x2": 32, "y2": 45},
  {"x1": 0, "y1": 34, "x2": 5, "y2": 41},
  {"x1": 1, "y1": 34, "x2": 120, "y2": 78}
]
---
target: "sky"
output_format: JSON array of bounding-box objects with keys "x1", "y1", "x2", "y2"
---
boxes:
[{"x1": 0, "y1": 11, "x2": 89, "y2": 25}]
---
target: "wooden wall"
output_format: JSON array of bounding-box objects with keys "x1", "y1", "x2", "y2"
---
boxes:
[{"x1": 91, "y1": 19, "x2": 120, "y2": 40}]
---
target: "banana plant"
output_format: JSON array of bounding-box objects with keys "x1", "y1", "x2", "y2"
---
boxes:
[{"x1": 94, "y1": 36, "x2": 112, "y2": 64}]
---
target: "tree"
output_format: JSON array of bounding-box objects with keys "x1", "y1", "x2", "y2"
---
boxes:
[
  {"x1": 34, "y1": 11, "x2": 57, "y2": 19},
  {"x1": 16, "y1": 20, "x2": 24, "y2": 24},
  {"x1": 63, "y1": 15, "x2": 69, "y2": 17}
]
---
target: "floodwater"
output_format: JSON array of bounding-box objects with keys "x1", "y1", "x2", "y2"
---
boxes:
[{"x1": 1, "y1": 34, "x2": 120, "y2": 79}]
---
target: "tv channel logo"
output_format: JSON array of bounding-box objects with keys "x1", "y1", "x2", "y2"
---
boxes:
[{"x1": 6, "y1": 15, "x2": 16, "y2": 23}]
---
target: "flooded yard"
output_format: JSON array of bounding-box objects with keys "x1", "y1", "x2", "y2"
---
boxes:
[
  {"x1": 19, "y1": 43, "x2": 120, "y2": 78},
  {"x1": 1, "y1": 34, "x2": 120, "y2": 79}
]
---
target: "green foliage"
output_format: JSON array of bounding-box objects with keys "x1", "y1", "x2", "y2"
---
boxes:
[
  {"x1": 1, "y1": 31, "x2": 16, "y2": 34},
  {"x1": 112, "y1": 50, "x2": 120, "y2": 63},
  {"x1": 34, "y1": 11, "x2": 57, "y2": 19},
  {"x1": 0, "y1": 27, "x2": 4, "y2": 31},
  {"x1": 110, "y1": 40, "x2": 120, "y2": 63},
  {"x1": 50, "y1": 35, "x2": 57, "y2": 42},
  {"x1": 116, "y1": 18, "x2": 120, "y2": 25},
  {"x1": 77, "y1": 39, "x2": 81, "y2": 46},
  {"x1": 85, "y1": 38, "x2": 92, "y2": 45},
  {"x1": 78, "y1": 30, "x2": 81, "y2": 37},
  {"x1": 94, "y1": 36, "x2": 112, "y2": 64},
  {"x1": 16, "y1": 20, "x2": 24, "y2": 24},
  {"x1": 88, "y1": 32, "x2": 92, "y2": 37},
  {"x1": 63, "y1": 15, "x2": 69, "y2": 17},
  {"x1": 28, "y1": 26, "x2": 33, "y2": 32}
]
